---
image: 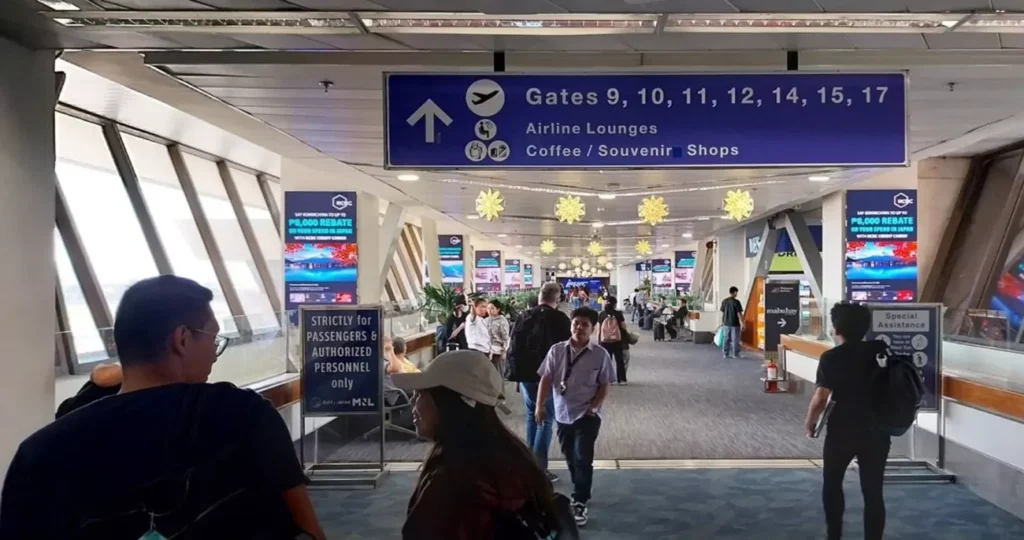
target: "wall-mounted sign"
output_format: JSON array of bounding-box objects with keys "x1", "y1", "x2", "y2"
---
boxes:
[
  {"x1": 635, "y1": 261, "x2": 652, "y2": 272},
  {"x1": 866, "y1": 303, "x2": 941, "y2": 411},
  {"x1": 439, "y1": 234, "x2": 464, "y2": 285},
  {"x1": 846, "y1": 190, "x2": 918, "y2": 302},
  {"x1": 674, "y1": 250, "x2": 696, "y2": 293},
  {"x1": 284, "y1": 192, "x2": 358, "y2": 318},
  {"x1": 651, "y1": 258, "x2": 673, "y2": 287},
  {"x1": 524, "y1": 263, "x2": 534, "y2": 286},
  {"x1": 301, "y1": 305, "x2": 382, "y2": 416},
  {"x1": 745, "y1": 225, "x2": 824, "y2": 275},
  {"x1": 475, "y1": 250, "x2": 502, "y2": 293},
  {"x1": 385, "y1": 72, "x2": 908, "y2": 169},
  {"x1": 504, "y1": 258, "x2": 522, "y2": 289}
]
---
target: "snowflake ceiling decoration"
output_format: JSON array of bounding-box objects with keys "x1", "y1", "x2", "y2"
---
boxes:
[
  {"x1": 605, "y1": 262, "x2": 614, "y2": 270},
  {"x1": 587, "y1": 241, "x2": 603, "y2": 256},
  {"x1": 635, "y1": 239, "x2": 653, "y2": 256},
  {"x1": 540, "y1": 239, "x2": 556, "y2": 254},
  {"x1": 723, "y1": 189, "x2": 754, "y2": 221},
  {"x1": 571, "y1": 257, "x2": 582, "y2": 267},
  {"x1": 475, "y1": 189, "x2": 504, "y2": 221},
  {"x1": 638, "y1": 195, "x2": 670, "y2": 226},
  {"x1": 554, "y1": 195, "x2": 586, "y2": 224},
  {"x1": 597, "y1": 255, "x2": 608, "y2": 265}
]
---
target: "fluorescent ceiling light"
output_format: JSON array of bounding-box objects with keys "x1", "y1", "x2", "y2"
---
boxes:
[
  {"x1": 592, "y1": 222, "x2": 605, "y2": 228},
  {"x1": 661, "y1": 244, "x2": 669, "y2": 248},
  {"x1": 635, "y1": 255, "x2": 642, "y2": 259},
  {"x1": 598, "y1": 194, "x2": 617, "y2": 200},
  {"x1": 361, "y1": 12, "x2": 657, "y2": 35},
  {"x1": 663, "y1": 13, "x2": 953, "y2": 33},
  {"x1": 497, "y1": 233, "x2": 508, "y2": 237},
  {"x1": 466, "y1": 214, "x2": 480, "y2": 220},
  {"x1": 682, "y1": 233, "x2": 693, "y2": 238},
  {"x1": 808, "y1": 175, "x2": 831, "y2": 182},
  {"x1": 44, "y1": 11, "x2": 362, "y2": 33},
  {"x1": 37, "y1": 0, "x2": 79, "y2": 10},
  {"x1": 397, "y1": 174, "x2": 419, "y2": 182},
  {"x1": 515, "y1": 244, "x2": 523, "y2": 248}
]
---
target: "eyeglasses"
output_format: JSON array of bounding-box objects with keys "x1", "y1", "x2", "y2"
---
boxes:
[{"x1": 189, "y1": 327, "x2": 229, "y2": 357}]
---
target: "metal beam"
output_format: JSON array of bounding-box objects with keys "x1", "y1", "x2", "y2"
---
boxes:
[
  {"x1": 920, "y1": 157, "x2": 984, "y2": 302},
  {"x1": 396, "y1": 227, "x2": 423, "y2": 294},
  {"x1": 782, "y1": 212, "x2": 824, "y2": 305},
  {"x1": 55, "y1": 183, "x2": 116, "y2": 357},
  {"x1": 257, "y1": 173, "x2": 282, "y2": 238},
  {"x1": 218, "y1": 161, "x2": 283, "y2": 317},
  {"x1": 168, "y1": 145, "x2": 252, "y2": 337},
  {"x1": 973, "y1": 153, "x2": 1024, "y2": 312},
  {"x1": 102, "y1": 122, "x2": 173, "y2": 276},
  {"x1": 54, "y1": 278, "x2": 75, "y2": 376},
  {"x1": 378, "y1": 203, "x2": 407, "y2": 290},
  {"x1": 742, "y1": 222, "x2": 780, "y2": 310}
]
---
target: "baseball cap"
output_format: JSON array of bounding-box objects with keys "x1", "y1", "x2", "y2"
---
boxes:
[{"x1": 391, "y1": 349, "x2": 511, "y2": 414}]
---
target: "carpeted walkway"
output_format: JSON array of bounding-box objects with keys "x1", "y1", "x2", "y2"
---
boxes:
[
  {"x1": 324, "y1": 339, "x2": 823, "y2": 462},
  {"x1": 312, "y1": 467, "x2": 1024, "y2": 539}
]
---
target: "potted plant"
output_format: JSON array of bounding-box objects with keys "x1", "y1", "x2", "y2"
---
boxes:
[{"x1": 421, "y1": 284, "x2": 462, "y2": 325}]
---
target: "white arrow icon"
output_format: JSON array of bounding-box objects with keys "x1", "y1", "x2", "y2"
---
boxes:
[
  {"x1": 407, "y1": 99, "x2": 452, "y2": 143},
  {"x1": 777, "y1": 318, "x2": 787, "y2": 328}
]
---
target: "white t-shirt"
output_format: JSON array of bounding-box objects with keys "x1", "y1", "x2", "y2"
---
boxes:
[{"x1": 465, "y1": 314, "x2": 491, "y2": 354}]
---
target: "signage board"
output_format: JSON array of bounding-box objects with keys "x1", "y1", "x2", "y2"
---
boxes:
[
  {"x1": 846, "y1": 190, "x2": 918, "y2": 302},
  {"x1": 524, "y1": 263, "x2": 534, "y2": 286},
  {"x1": 505, "y1": 258, "x2": 522, "y2": 289},
  {"x1": 866, "y1": 303, "x2": 941, "y2": 411},
  {"x1": 300, "y1": 305, "x2": 382, "y2": 416},
  {"x1": 764, "y1": 280, "x2": 801, "y2": 354},
  {"x1": 651, "y1": 258, "x2": 672, "y2": 287},
  {"x1": 674, "y1": 250, "x2": 696, "y2": 293},
  {"x1": 635, "y1": 261, "x2": 652, "y2": 272},
  {"x1": 475, "y1": 250, "x2": 502, "y2": 293},
  {"x1": 385, "y1": 72, "x2": 907, "y2": 169},
  {"x1": 745, "y1": 225, "x2": 823, "y2": 275},
  {"x1": 284, "y1": 192, "x2": 358, "y2": 318},
  {"x1": 438, "y1": 234, "x2": 464, "y2": 285}
]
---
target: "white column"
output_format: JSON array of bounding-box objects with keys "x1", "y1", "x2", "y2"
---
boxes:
[
  {"x1": 421, "y1": 218, "x2": 442, "y2": 287},
  {"x1": 717, "y1": 227, "x2": 747, "y2": 304},
  {"x1": 917, "y1": 158, "x2": 969, "y2": 290},
  {"x1": 0, "y1": 38, "x2": 55, "y2": 481},
  {"x1": 357, "y1": 192, "x2": 382, "y2": 303},
  {"x1": 820, "y1": 191, "x2": 845, "y2": 305}
]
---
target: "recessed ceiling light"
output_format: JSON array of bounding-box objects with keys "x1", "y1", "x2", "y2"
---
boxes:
[
  {"x1": 466, "y1": 214, "x2": 480, "y2": 220},
  {"x1": 497, "y1": 233, "x2": 508, "y2": 238},
  {"x1": 598, "y1": 194, "x2": 616, "y2": 200},
  {"x1": 661, "y1": 244, "x2": 669, "y2": 248},
  {"x1": 397, "y1": 174, "x2": 419, "y2": 182},
  {"x1": 37, "y1": 0, "x2": 79, "y2": 10},
  {"x1": 515, "y1": 244, "x2": 523, "y2": 248},
  {"x1": 592, "y1": 222, "x2": 604, "y2": 228},
  {"x1": 808, "y1": 175, "x2": 831, "y2": 182},
  {"x1": 635, "y1": 255, "x2": 641, "y2": 259},
  {"x1": 682, "y1": 233, "x2": 693, "y2": 238}
]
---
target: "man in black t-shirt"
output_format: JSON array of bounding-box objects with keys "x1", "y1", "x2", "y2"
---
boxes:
[
  {"x1": 803, "y1": 303, "x2": 889, "y2": 540},
  {"x1": 1, "y1": 276, "x2": 324, "y2": 540},
  {"x1": 719, "y1": 286, "x2": 744, "y2": 358}
]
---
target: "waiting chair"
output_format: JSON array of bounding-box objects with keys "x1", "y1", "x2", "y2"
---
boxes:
[{"x1": 362, "y1": 376, "x2": 420, "y2": 441}]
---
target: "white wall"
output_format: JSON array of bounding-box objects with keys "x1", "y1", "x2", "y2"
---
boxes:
[
  {"x1": 0, "y1": 38, "x2": 56, "y2": 481},
  {"x1": 821, "y1": 191, "x2": 845, "y2": 303},
  {"x1": 616, "y1": 265, "x2": 640, "y2": 298},
  {"x1": 917, "y1": 158, "x2": 969, "y2": 289},
  {"x1": 716, "y1": 227, "x2": 746, "y2": 305}
]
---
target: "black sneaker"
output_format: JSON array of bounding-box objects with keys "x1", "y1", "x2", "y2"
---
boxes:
[
  {"x1": 545, "y1": 470, "x2": 559, "y2": 484},
  {"x1": 571, "y1": 501, "x2": 588, "y2": 527}
]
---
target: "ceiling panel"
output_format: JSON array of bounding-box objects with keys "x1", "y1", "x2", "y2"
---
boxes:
[
  {"x1": 197, "y1": 0, "x2": 302, "y2": 7},
  {"x1": 87, "y1": 32, "x2": 186, "y2": 49},
  {"x1": 303, "y1": 34, "x2": 411, "y2": 50},
  {"x1": 96, "y1": 0, "x2": 214, "y2": 7},
  {"x1": 728, "y1": 0, "x2": 823, "y2": 12},
  {"x1": 816, "y1": 0, "x2": 991, "y2": 11},
  {"x1": 384, "y1": 35, "x2": 492, "y2": 51},
  {"x1": 923, "y1": 33, "x2": 1003, "y2": 50},
  {"x1": 288, "y1": 0, "x2": 387, "y2": 8},
  {"x1": 844, "y1": 34, "x2": 929, "y2": 50},
  {"x1": 548, "y1": 0, "x2": 734, "y2": 13},
  {"x1": 224, "y1": 34, "x2": 341, "y2": 49},
  {"x1": 148, "y1": 32, "x2": 258, "y2": 50},
  {"x1": 622, "y1": 33, "x2": 782, "y2": 51},
  {"x1": 771, "y1": 34, "x2": 854, "y2": 50}
]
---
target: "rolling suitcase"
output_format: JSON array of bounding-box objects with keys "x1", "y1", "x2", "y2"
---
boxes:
[{"x1": 653, "y1": 321, "x2": 666, "y2": 341}]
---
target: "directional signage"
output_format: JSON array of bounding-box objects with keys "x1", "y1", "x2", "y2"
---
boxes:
[
  {"x1": 765, "y1": 280, "x2": 801, "y2": 354},
  {"x1": 866, "y1": 303, "x2": 941, "y2": 411},
  {"x1": 385, "y1": 72, "x2": 908, "y2": 169}
]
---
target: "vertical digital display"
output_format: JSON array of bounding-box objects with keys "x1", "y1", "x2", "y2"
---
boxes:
[
  {"x1": 474, "y1": 250, "x2": 502, "y2": 293},
  {"x1": 651, "y1": 258, "x2": 673, "y2": 287},
  {"x1": 845, "y1": 190, "x2": 918, "y2": 302},
  {"x1": 438, "y1": 235, "x2": 465, "y2": 285},
  {"x1": 674, "y1": 251, "x2": 696, "y2": 293},
  {"x1": 524, "y1": 263, "x2": 534, "y2": 286},
  {"x1": 284, "y1": 192, "x2": 358, "y2": 318}
]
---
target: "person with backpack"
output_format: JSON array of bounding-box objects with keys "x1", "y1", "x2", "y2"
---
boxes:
[
  {"x1": 0, "y1": 276, "x2": 325, "y2": 539},
  {"x1": 803, "y1": 302, "x2": 897, "y2": 540},
  {"x1": 393, "y1": 350, "x2": 578, "y2": 540},
  {"x1": 597, "y1": 296, "x2": 629, "y2": 385},
  {"x1": 506, "y1": 282, "x2": 572, "y2": 484}
]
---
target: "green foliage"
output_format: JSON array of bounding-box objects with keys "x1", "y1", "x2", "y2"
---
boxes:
[{"x1": 421, "y1": 284, "x2": 462, "y2": 324}]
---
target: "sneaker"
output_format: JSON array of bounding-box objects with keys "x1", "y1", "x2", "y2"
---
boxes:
[
  {"x1": 545, "y1": 470, "x2": 559, "y2": 484},
  {"x1": 571, "y1": 501, "x2": 588, "y2": 527},
  {"x1": 619, "y1": 381, "x2": 628, "y2": 386}
]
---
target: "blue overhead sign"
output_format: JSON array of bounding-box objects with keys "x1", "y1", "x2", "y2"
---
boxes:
[{"x1": 385, "y1": 72, "x2": 907, "y2": 169}]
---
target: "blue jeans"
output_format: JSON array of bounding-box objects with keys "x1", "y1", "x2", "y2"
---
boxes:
[
  {"x1": 722, "y1": 325, "x2": 741, "y2": 357},
  {"x1": 520, "y1": 382, "x2": 554, "y2": 470},
  {"x1": 557, "y1": 414, "x2": 601, "y2": 504}
]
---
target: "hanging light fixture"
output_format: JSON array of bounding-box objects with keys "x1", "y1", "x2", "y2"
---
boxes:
[
  {"x1": 554, "y1": 195, "x2": 586, "y2": 224},
  {"x1": 475, "y1": 188, "x2": 505, "y2": 221},
  {"x1": 637, "y1": 195, "x2": 670, "y2": 226}
]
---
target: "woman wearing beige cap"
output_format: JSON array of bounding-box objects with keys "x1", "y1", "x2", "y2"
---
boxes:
[{"x1": 392, "y1": 350, "x2": 577, "y2": 540}]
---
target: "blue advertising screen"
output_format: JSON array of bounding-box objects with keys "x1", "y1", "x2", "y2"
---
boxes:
[
  {"x1": 439, "y1": 234, "x2": 464, "y2": 285},
  {"x1": 866, "y1": 304, "x2": 940, "y2": 411},
  {"x1": 504, "y1": 258, "x2": 522, "y2": 289},
  {"x1": 845, "y1": 190, "x2": 917, "y2": 302},
  {"x1": 674, "y1": 250, "x2": 697, "y2": 293},
  {"x1": 284, "y1": 192, "x2": 358, "y2": 317},
  {"x1": 301, "y1": 306, "x2": 381, "y2": 416},
  {"x1": 475, "y1": 250, "x2": 502, "y2": 293},
  {"x1": 386, "y1": 73, "x2": 907, "y2": 169},
  {"x1": 559, "y1": 277, "x2": 605, "y2": 292},
  {"x1": 524, "y1": 263, "x2": 534, "y2": 286}
]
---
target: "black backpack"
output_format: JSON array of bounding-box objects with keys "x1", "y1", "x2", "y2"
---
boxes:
[
  {"x1": 505, "y1": 306, "x2": 553, "y2": 383},
  {"x1": 494, "y1": 493, "x2": 579, "y2": 540},
  {"x1": 870, "y1": 345, "x2": 925, "y2": 437}
]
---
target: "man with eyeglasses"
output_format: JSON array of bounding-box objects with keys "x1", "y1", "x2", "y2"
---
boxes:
[{"x1": 1, "y1": 275, "x2": 325, "y2": 540}]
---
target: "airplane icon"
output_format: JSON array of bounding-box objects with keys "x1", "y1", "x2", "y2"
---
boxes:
[{"x1": 472, "y1": 90, "x2": 500, "y2": 105}]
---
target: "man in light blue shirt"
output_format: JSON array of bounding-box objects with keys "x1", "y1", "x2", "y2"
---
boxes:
[{"x1": 536, "y1": 306, "x2": 615, "y2": 528}]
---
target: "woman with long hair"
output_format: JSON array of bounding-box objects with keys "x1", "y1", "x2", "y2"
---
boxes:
[
  {"x1": 392, "y1": 351, "x2": 575, "y2": 540},
  {"x1": 597, "y1": 296, "x2": 629, "y2": 385},
  {"x1": 486, "y1": 299, "x2": 510, "y2": 377}
]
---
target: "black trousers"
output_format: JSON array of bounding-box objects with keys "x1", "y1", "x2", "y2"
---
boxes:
[
  {"x1": 600, "y1": 341, "x2": 626, "y2": 383},
  {"x1": 822, "y1": 429, "x2": 891, "y2": 540},
  {"x1": 557, "y1": 414, "x2": 601, "y2": 504}
]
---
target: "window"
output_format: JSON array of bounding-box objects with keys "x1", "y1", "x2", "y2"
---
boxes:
[
  {"x1": 230, "y1": 167, "x2": 283, "y2": 301},
  {"x1": 183, "y1": 153, "x2": 278, "y2": 330},
  {"x1": 54, "y1": 228, "x2": 105, "y2": 361},
  {"x1": 55, "y1": 114, "x2": 159, "y2": 314},
  {"x1": 121, "y1": 133, "x2": 237, "y2": 333}
]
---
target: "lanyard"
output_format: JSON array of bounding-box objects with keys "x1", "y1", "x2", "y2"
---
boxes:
[{"x1": 561, "y1": 342, "x2": 588, "y2": 386}]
